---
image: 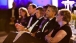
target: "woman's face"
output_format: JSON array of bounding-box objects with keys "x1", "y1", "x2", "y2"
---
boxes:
[
  {"x1": 56, "y1": 12, "x2": 63, "y2": 22},
  {"x1": 20, "y1": 9, "x2": 26, "y2": 17},
  {"x1": 36, "y1": 10, "x2": 41, "y2": 18}
]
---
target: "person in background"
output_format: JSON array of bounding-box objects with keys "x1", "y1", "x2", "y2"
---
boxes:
[
  {"x1": 45, "y1": 9, "x2": 72, "y2": 43},
  {"x1": 8, "y1": 2, "x2": 19, "y2": 25}
]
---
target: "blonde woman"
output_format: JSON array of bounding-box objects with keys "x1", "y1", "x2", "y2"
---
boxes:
[
  {"x1": 45, "y1": 9, "x2": 72, "y2": 43},
  {"x1": 16, "y1": 7, "x2": 30, "y2": 27}
]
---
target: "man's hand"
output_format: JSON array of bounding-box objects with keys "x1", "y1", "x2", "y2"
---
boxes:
[
  {"x1": 15, "y1": 23, "x2": 30, "y2": 32},
  {"x1": 15, "y1": 23, "x2": 25, "y2": 31}
]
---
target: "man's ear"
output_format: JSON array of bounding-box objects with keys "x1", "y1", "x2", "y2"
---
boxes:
[{"x1": 53, "y1": 12, "x2": 56, "y2": 16}]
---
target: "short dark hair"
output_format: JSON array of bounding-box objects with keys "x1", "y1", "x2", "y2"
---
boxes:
[
  {"x1": 48, "y1": 5, "x2": 58, "y2": 15},
  {"x1": 36, "y1": 7, "x2": 44, "y2": 15},
  {"x1": 43, "y1": 4, "x2": 50, "y2": 10},
  {"x1": 59, "y1": 9, "x2": 71, "y2": 23},
  {"x1": 29, "y1": 4, "x2": 37, "y2": 8}
]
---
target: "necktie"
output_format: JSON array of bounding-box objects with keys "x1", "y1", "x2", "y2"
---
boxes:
[{"x1": 39, "y1": 19, "x2": 47, "y2": 29}]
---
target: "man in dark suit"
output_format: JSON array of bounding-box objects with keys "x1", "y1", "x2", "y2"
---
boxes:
[
  {"x1": 27, "y1": 4, "x2": 37, "y2": 28},
  {"x1": 30, "y1": 7, "x2": 45, "y2": 33},
  {"x1": 3, "y1": 32, "x2": 17, "y2": 43},
  {"x1": 35, "y1": 5, "x2": 60, "y2": 41}
]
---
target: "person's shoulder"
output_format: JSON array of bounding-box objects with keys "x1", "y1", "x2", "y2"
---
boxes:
[
  {"x1": 60, "y1": 24, "x2": 71, "y2": 32},
  {"x1": 63, "y1": 24, "x2": 71, "y2": 29}
]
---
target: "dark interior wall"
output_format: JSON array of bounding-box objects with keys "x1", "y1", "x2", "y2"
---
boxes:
[{"x1": 0, "y1": 9, "x2": 8, "y2": 31}]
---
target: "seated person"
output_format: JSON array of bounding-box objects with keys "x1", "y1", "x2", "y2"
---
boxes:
[
  {"x1": 45, "y1": 9, "x2": 72, "y2": 43},
  {"x1": 3, "y1": 7, "x2": 30, "y2": 43},
  {"x1": 27, "y1": 3, "x2": 37, "y2": 28},
  {"x1": 17, "y1": 7, "x2": 30, "y2": 27}
]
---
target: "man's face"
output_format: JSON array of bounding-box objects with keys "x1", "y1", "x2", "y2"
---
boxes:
[
  {"x1": 28, "y1": 5, "x2": 35, "y2": 14},
  {"x1": 36, "y1": 10, "x2": 41, "y2": 18},
  {"x1": 46, "y1": 7, "x2": 55, "y2": 18}
]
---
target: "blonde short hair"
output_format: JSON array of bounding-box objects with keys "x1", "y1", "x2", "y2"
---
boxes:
[{"x1": 58, "y1": 9, "x2": 71, "y2": 23}]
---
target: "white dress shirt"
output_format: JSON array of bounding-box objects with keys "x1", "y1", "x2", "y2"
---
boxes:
[
  {"x1": 28, "y1": 17, "x2": 43, "y2": 32},
  {"x1": 27, "y1": 16, "x2": 33, "y2": 28}
]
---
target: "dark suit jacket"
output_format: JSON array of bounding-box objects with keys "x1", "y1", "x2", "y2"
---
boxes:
[
  {"x1": 31, "y1": 17, "x2": 44, "y2": 33},
  {"x1": 3, "y1": 32, "x2": 46, "y2": 43},
  {"x1": 14, "y1": 33, "x2": 46, "y2": 43},
  {"x1": 35, "y1": 17, "x2": 60, "y2": 40},
  {"x1": 43, "y1": 17, "x2": 59, "y2": 33},
  {"x1": 3, "y1": 32, "x2": 17, "y2": 43},
  {"x1": 27, "y1": 14, "x2": 37, "y2": 28}
]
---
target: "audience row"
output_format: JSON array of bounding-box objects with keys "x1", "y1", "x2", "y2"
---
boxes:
[{"x1": 3, "y1": 3, "x2": 72, "y2": 43}]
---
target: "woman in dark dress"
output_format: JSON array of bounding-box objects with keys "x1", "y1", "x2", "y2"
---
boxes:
[
  {"x1": 15, "y1": 7, "x2": 30, "y2": 31},
  {"x1": 3, "y1": 7, "x2": 30, "y2": 43},
  {"x1": 17, "y1": 7, "x2": 30, "y2": 26},
  {"x1": 45, "y1": 9, "x2": 72, "y2": 43}
]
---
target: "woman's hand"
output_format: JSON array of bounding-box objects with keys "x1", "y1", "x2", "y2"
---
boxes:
[{"x1": 15, "y1": 23, "x2": 25, "y2": 31}]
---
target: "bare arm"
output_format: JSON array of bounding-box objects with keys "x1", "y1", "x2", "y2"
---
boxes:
[
  {"x1": 47, "y1": 30, "x2": 54, "y2": 36},
  {"x1": 45, "y1": 30, "x2": 67, "y2": 43}
]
